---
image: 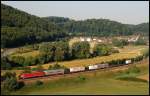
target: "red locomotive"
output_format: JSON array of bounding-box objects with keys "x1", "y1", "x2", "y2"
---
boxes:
[{"x1": 19, "y1": 71, "x2": 45, "y2": 79}]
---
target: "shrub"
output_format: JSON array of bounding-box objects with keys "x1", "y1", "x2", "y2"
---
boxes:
[
  {"x1": 2, "y1": 72, "x2": 16, "y2": 80},
  {"x1": 1, "y1": 57, "x2": 12, "y2": 70},
  {"x1": 22, "y1": 67, "x2": 31, "y2": 73},
  {"x1": 127, "y1": 65, "x2": 140, "y2": 74},
  {"x1": 77, "y1": 76, "x2": 86, "y2": 82},
  {"x1": 2, "y1": 77, "x2": 19, "y2": 91},
  {"x1": 35, "y1": 80, "x2": 43, "y2": 86}
]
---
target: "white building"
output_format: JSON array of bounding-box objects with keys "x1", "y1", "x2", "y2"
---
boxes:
[
  {"x1": 86, "y1": 38, "x2": 91, "y2": 42},
  {"x1": 80, "y1": 38, "x2": 85, "y2": 41},
  {"x1": 98, "y1": 39, "x2": 102, "y2": 42},
  {"x1": 93, "y1": 38, "x2": 96, "y2": 41}
]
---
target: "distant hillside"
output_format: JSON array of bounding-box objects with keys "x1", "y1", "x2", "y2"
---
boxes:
[
  {"x1": 43, "y1": 17, "x2": 149, "y2": 36},
  {"x1": 1, "y1": 4, "x2": 67, "y2": 48},
  {"x1": 132, "y1": 23, "x2": 149, "y2": 35},
  {"x1": 43, "y1": 16, "x2": 70, "y2": 25}
]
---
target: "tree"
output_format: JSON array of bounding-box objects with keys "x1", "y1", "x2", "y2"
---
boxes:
[
  {"x1": 54, "y1": 41, "x2": 70, "y2": 61},
  {"x1": 2, "y1": 77, "x2": 19, "y2": 91},
  {"x1": 1, "y1": 72, "x2": 21, "y2": 92},
  {"x1": 72, "y1": 41, "x2": 90, "y2": 59},
  {"x1": 112, "y1": 39, "x2": 128, "y2": 48},
  {"x1": 2, "y1": 72, "x2": 16, "y2": 80},
  {"x1": 1, "y1": 57, "x2": 12, "y2": 70},
  {"x1": 39, "y1": 42, "x2": 55, "y2": 63},
  {"x1": 93, "y1": 44, "x2": 112, "y2": 56},
  {"x1": 134, "y1": 38, "x2": 146, "y2": 45}
]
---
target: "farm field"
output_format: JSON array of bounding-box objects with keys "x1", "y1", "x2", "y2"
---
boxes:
[
  {"x1": 9, "y1": 58, "x2": 149, "y2": 95},
  {"x1": 137, "y1": 74, "x2": 149, "y2": 81},
  {"x1": 1, "y1": 45, "x2": 148, "y2": 77},
  {"x1": 10, "y1": 50, "x2": 39, "y2": 58},
  {"x1": 29, "y1": 45, "x2": 148, "y2": 69}
]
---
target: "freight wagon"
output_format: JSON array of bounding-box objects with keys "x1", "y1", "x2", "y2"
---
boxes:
[
  {"x1": 43, "y1": 69, "x2": 65, "y2": 76},
  {"x1": 69, "y1": 67, "x2": 85, "y2": 72},
  {"x1": 88, "y1": 65, "x2": 99, "y2": 70},
  {"x1": 19, "y1": 71, "x2": 45, "y2": 79},
  {"x1": 97, "y1": 63, "x2": 109, "y2": 69},
  {"x1": 125, "y1": 60, "x2": 132, "y2": 64}
]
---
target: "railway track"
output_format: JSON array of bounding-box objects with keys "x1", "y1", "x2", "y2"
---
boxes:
[{"x1": 18, "y1": 61, "x2": 143, "y2": 83}]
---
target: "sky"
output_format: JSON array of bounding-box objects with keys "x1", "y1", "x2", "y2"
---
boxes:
[{"x1": 1, "y1": 1, "x2": 149, "y2": 24}]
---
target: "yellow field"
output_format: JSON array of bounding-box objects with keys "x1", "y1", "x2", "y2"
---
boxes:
[
  {"x1": 10, "y1": 50, "x2": 40, "y2": 58},
  {"x1": 137, "y1": 74, "x2": 149, "y2": 81},
  {"x1": 29, "y1": 45, "x2": 148, "y2": 69}
]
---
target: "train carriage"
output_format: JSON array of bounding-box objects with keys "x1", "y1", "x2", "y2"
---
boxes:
[
  {"x1": 69, "y1": 67, "x2": 85, "y2": 72},
  {"x1": 88, "y1": 65, "x2": 99, "y2": 70},
  {"x1": 97, "y1": 63, "x2": 109, "y2": 69},
  {"x1": 125, "y1": 60, "x2": 132, "y2": 64},
  {"x1": 43, "y1": 69, "x2": 65, "y2": 76}
]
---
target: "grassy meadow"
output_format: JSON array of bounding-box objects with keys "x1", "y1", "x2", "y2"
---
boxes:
[{"x1": 8, "y1": 58, "x2": 149, "y2": 95}]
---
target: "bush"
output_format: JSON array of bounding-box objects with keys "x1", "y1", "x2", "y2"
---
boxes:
[
  {"x1": 35, "y1": 80, "x2": 43, "y2": 86},
  {"x1": 133, "y1": 38, "x2": 147, "y2": 45},
  {"x1": 2, "y1": 72, "x2": 16, "y2": 80},
  {"x1": 17, "y1": 81, "x2": 25, "y2": 89},
  {"x1": 2, "y1": 77, "x2": 19, "y2": 91},
  {"x1": 1, "y1": 57, "x2": 12, "y2": 70},
  {"x1": 22, "y1": 67, "x2": 31, "y2": 73},
  {"x1": 77, "y1": 76, "x2": 86, "y2": 82},
  {"x1": 112, "y1": 39, "x2": 128, "y2": 48},
  {"x1": 48, "y1": 65, "x2": 53, "y2": 70},
  {"x1": 127, "y1": 65, "x2": 140, "y2": 74},
  {"x1": 93, "y1": 44, "x2": 112, "y2": 56}
]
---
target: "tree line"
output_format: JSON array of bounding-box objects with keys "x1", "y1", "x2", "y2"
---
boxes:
[{"x1": 1, "y1": 41, "x2": 115, "y2": 69}]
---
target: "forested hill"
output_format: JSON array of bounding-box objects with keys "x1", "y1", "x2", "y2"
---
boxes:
[
  {"x1": 131, "y1": 23, "x2": 149, "y2": 35},
  {"x1": 43, "y1": 16, "x2": 149, "y2": 36},
  {"x1": 1, "y1": 4, "x2": 149, "y2": 48},
  {"x1": 1, "y1": 4, "x2": 67, "y2": 48}
]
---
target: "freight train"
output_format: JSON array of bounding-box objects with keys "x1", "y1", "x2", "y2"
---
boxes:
[{"x1": 19, "y1": 60, "x2": 132, "y2": 79}]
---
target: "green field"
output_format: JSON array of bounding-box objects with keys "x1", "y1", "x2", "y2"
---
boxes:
[{"x1": 8, "y1": 59, "x2": 149, "y2": 95}]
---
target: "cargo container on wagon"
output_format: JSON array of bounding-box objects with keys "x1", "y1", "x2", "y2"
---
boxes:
[
  {"x1": 69, "y1": 67, "x2": 85, "y2": 72},
  {"x1": 88, "y1": 65, "x2": 99, "y2": 70},
  {"x1": 43, "y1": 69, "x2": 65, "y2": 76},
  {"x1": 97, "y1": 63, "x2": 109, "y2": 69},
  {"x1": 19, "y1": 71, "x2": 45, "y2": 79},
  {"x1": 125, "y1": 60, "x2": 132, "y2": 64}
]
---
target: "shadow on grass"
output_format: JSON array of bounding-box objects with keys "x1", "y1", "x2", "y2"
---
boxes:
[{"x1": 116, "y1": 76, "x2": 148, "y2": 83}]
